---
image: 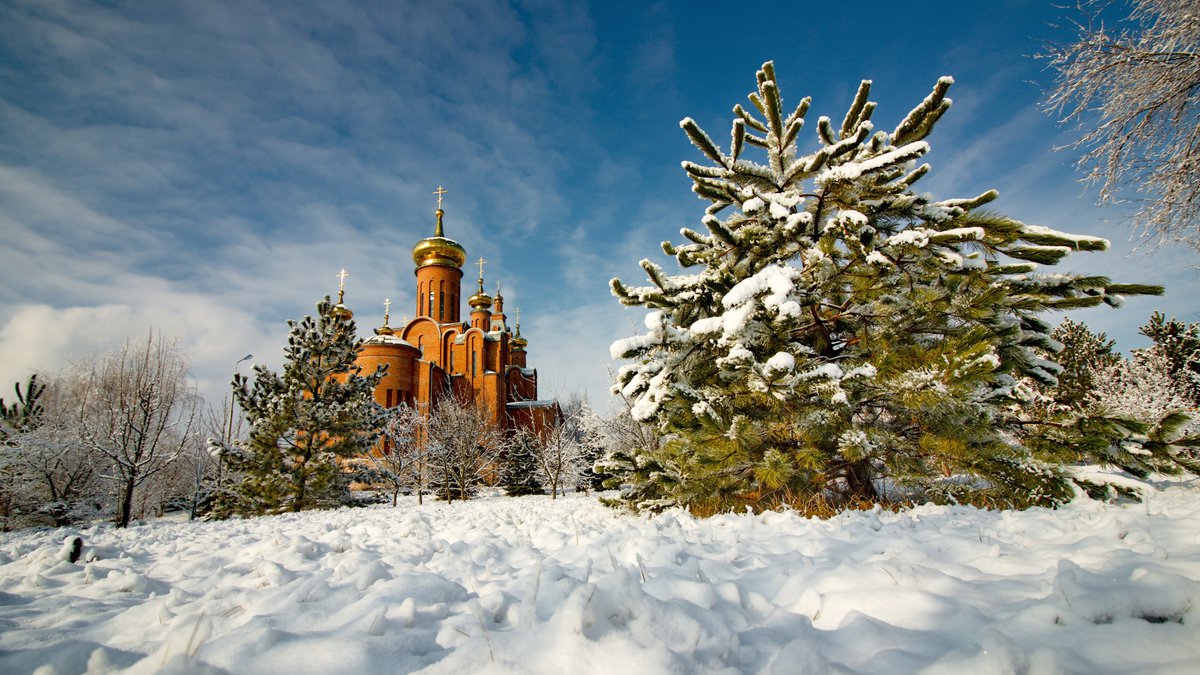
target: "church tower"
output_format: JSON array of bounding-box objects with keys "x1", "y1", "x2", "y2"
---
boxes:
[
  {"x1": 410, "y1": 187, "x2": 466, "y2": 324},
  {"x1": 348, "y1": 185, "x2": 559, "y2": 443}
]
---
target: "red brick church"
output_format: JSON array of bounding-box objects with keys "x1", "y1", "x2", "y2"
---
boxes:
[{"x1": 340, "y1": 188, "x2": 558, "y2": 435}]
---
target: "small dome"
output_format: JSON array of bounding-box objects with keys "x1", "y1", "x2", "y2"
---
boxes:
[
  {"x1": 511, "y1": 334, "x2": 528, "y2": 350},
  {"x1": 411, "y1": 209, "x2": 467, "y2": 269},
  {"x1": 331, "y1": 289, "x2": 353, "y2": 320},
  {"x1": 469, "y1": 289, "x2": 493, "y2": 310}
]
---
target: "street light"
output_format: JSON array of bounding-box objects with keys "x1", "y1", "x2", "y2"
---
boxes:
[{"x1": 216, "y1": 354, "x2": 253, "y2": 515}]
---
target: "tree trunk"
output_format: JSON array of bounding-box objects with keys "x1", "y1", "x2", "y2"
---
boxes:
[
  {"x1": 843, "y1": 461, "x2": 877, "y2": 500},
  {"x1": 117, "y1": 474, "x2": 136, "y2": 528},
  {"x1": 293, "y1": 469, "x2": 307, "y2": 512}
]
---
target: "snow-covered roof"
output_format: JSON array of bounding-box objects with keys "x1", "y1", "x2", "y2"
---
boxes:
[
  {"x1": 506, "y1": 399, "x2": 558, "y2": 409},
  {"x1": 364, "y1": 334, "x2": 416, "y2": 348}
]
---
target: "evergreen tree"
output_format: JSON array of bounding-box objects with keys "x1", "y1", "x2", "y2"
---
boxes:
[
  {"x1": 500, "y1": 430, "x2": 543, "y2": 496},
  {"x1": 1042, "y1": 318, "x2": 1120, "y2": 409},
  {"x1": 228, "y1": 297, "x2": 385, "y2": 515},
  {"x1": 610, "y1": 62, "x2": 1161, "y2": 513},
  {"x1": 1139, "y1": 312, "x2": 1200, "y2": 405},
  {"x1": 0, "y1": 374, "x2": 46, "y2": 441}
]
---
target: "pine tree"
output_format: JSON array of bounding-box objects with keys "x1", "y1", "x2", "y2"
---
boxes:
[
  {"x1": 500, "y1": 430, "x2": 543, "y2": 496},
  {"x1": 228, "y1": 297, "x2": 385, "y2": 515},
  {"x1": 1139, "y1": 312, "x2": 1200, "y2": 405},
  {"x1": 1042, "y1": 318, "x2": 1120, "y2": 409},
  {"x1": 0, "y1": 374, "x2": 46, "y2": 440},
  {"x1": 610, "y1": 62, "x2": 1161, "y2": 514}
]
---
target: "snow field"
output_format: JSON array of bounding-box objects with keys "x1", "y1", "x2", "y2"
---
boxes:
[{"x1": 1, "y1": 481, "x2": 1199, "y2": 674}]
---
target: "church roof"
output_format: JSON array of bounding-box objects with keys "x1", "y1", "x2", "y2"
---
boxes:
[
  {"x1": 505, "y1": 400, "x2": 558, "y2": 409},
  {"x1": 364, "y1": 333, "x2": 416, "y2": 348}
]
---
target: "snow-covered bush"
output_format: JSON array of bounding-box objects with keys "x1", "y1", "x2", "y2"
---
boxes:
[{"x1": 610, "y1": 62, "x2": 1160, "y2": 513}]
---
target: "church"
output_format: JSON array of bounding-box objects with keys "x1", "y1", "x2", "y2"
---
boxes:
[{"x1": 342, "y1": 188, "x2": 558, "y2": 435}]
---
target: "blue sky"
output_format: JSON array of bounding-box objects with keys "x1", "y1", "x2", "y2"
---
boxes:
[{"x1": 1, "y1": 0, "x2": 1196, "y2": 409}]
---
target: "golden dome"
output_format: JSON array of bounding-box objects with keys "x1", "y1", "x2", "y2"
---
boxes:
[
  {"x1": 468, "y1": 289, "x2": 493, "y2": 310},
  {"x1": 331, "y1": 289, "x2": 354, "y2": 320},
  {"x1": 511, "y1": 334, "x2": 528, "y2": 350},
  {"x1": 411, "y1": 209, "x2": 467, "y2": 269}
]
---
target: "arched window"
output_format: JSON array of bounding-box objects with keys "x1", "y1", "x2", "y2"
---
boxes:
[
  {"x1": 418, "y1": 283, "x2": 424, "y2": 315},
  {"x1": 439, "y1": 291, "x2": 445, "y2": 321}
]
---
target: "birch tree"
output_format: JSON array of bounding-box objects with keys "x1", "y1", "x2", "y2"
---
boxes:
[
  {"x1": 1043, "y1": 0, "x2": 1200, "y2": 248},
  {"x1": 78, "y1": 332, "x2": 197, "y2": 528},
  {"x1": 427, "y1": 393, "x2": 506, "y2": 502}
]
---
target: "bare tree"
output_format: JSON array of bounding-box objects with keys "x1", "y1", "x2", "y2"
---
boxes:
[
  {"x1": 78, "y1": 331, "x2": 198, "y2": 528},
  {"x1": 363, "y1": 403, "x2": 430, "y2": 506},
  {"x1": 427, "y1": 393, "x2": 507, "y2": 502},
  {"x1": 535, "y1": 397, "x2": 584, "y2": 499},
  {"x1": 1042, "y1": 0, "x2": 1200, "y2": 249}
]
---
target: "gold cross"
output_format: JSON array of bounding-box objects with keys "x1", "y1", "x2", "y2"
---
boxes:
[
  {"x1": 433, "y1": 186, "x2": 447, "y2": 210},
  {"x1": 514, "y1": 306, "x2": 520, "y2": 324},
  {"x1": 383, "y1": 298, "x2": 391, "y2": 323},
  {"x1": 337, "y1": 269, "x2": 348, "y2": 292},
  {"x1": 476, "y1": 256, "x2": 487, "y2": 280}
]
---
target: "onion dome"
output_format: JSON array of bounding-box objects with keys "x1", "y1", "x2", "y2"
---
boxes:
[
  {"x1": 375, "y1": 298, "x2": 395, "y2": 335},
  {"x1": 331, "y1": 289, "x2": 354, "y2": 320},
  {"x1": 468, "y1": 277, "x2": 493, "y2": 310},
  {"x1": 511, "y1": 308, "x2": 528, "y2": 349},
  {"x1": 411, "y1": 209, "x2": 467, "y2": 269},
  {"x1": 330, "y1": 269, "x2": 354, "y2": 319}
]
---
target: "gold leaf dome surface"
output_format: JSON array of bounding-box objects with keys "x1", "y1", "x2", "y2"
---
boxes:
[
  {"x1": 468, "y1": 289, "x2": 493, "y2": 309},
  {"x1": 411, "y1": 209, "x2": 467, "y2": 269}
]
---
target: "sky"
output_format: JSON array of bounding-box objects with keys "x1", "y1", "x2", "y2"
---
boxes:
[{"x1": 0, "y1": 0, "x2": 1196, "y2": 411}]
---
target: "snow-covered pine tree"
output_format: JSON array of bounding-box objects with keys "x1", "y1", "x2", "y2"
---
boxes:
[
  {"x1": 500, "y1": 430, "x2": 543, "y2": 496},
  {"x1": 0, "y1": 374, "x2": 45, "y2": 440},
  {"x1": 610, "y1": 62, "x2": 1162, "y2": 513},
  {"x1": 1027, "y1": 344, "x2": 1200, "y2": 496},
  {"x1": 228, "y1": 297, "x2": 386, "y2": 515},
  {"x1": 1042, "y1": 318, "x2": 1121, "y2": 409},
  {"x1": 1139, "y1": 312, "x2": 1200, "y2": 406}
]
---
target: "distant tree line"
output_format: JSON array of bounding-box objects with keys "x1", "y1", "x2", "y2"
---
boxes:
[{"x1": 0, "y1": 297, "x2": 618, "y2": 530}]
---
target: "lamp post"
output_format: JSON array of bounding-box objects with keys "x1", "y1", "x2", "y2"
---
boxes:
[{"x1": 215, "y1": 354, "x2": 253, "y2": 515}]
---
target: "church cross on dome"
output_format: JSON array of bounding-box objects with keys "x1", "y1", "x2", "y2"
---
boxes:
[
  {"x1": 476, "y1": 256, "x2": 487, "y2": 281},
  {"x1": 383, "y1": 298, "x2": 391, "y2": 325},
  {"x1": 433, "y1": 186, "x2": 447, "y2": 210},
  {"x1": 336, "y1": 268, "x2": 349, "y2": 305}
]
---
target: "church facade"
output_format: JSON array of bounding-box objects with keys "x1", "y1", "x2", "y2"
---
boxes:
[{"x1": 347, "y1": 195, "x2": 558, "y2": 435}]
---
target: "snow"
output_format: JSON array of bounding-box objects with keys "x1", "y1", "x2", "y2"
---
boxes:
[
  {"x1": 364, "y1": 334, "x2": 414, "y2": 347},
  {"x1": 3, "y1": 480, "x2": 1200, "y2": 674},
  {"x1": 816, "y1": 141, "x2": 929, "y2": 184},
  {"x1": 763, "y1": 352, "x2": 795, "y2": 376},
  {"x1": 504, "y1": 400, "x2": 557, "y2": 409}
]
